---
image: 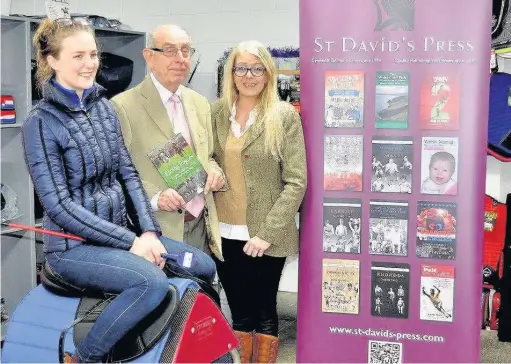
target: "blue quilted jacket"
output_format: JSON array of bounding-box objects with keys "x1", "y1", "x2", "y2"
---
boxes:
[{"x1": 22, "y1": 79, "x2": 161, "y2": 254}]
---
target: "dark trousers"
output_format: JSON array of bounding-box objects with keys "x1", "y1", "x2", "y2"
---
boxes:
[{"x1": 214, "y1": 238, "x2": 286, "y2": 337}]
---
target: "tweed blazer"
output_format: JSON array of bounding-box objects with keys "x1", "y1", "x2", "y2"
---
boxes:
[
  {"x1": 111, "y1": 76, "x2": 224, "y2": 260},
  {"x1": 211, "y1": 100, "x2": 307, "y2": 257}
]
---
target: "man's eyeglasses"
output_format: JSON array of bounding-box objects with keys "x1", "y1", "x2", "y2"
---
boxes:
[
  {"x1": 233, "y1": 65, "x2": 266, "y2": 77},
  {"x1": 150, "y1": 46, "x2": 196, "y2": 58}
]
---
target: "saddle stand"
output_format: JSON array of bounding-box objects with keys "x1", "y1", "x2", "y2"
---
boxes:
[{"x1": 40, "y1": 262, "x2": 239, "y2": 363}]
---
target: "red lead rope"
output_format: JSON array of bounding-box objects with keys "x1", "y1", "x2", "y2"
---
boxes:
[{"x1": 1, "y1": 222, "x2": 85, "y2": 241}]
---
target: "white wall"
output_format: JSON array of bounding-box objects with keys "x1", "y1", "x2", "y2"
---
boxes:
[{"x1": 7, "y1": 0, "x2": 299, "y2": 101}]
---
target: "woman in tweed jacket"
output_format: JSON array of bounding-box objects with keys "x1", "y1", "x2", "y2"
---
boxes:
[{"x1": 211, "y1": 40, "x2": 307, "y2": 363}]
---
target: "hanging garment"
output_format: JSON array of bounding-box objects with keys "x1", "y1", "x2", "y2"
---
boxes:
[{"x1": 487, "y1": 72, "x2": 511, "y2": 162}]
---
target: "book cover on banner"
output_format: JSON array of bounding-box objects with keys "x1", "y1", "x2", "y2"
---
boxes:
[
  {"x1": 371, "y1": 136, "x2": 413, "y2": 194},
  {"x1": 322, "y1": 258, "x2": 360, "y2": 314},
  {"x1": 323, "y1": 197, "x2": 362, "y2": 254},
  {"x1": 324, "y1": 135, "x2": 363, "y2": 191},
  {"x1": 416, "y1": 201, "x2": 457, "y2": 260},
  {"x1": 275, "y1": 57, "x2": 301, "y2": 113},
  {"x1": 375, "y1": 71, "x2": 410, "y2": 129},
  {"x1": 147, "y1": 133, "x2": 207, "y2": 203},
  {"x1": 371, "y1": 262, "x2": 410, "y2": 319},
  {"x1": 420, "y1": 264, "x2": 455, "y2": 322},
  {"x1": 419, "y1": 72, "x2": 460, "y2": 130},
  {"x1": 324, "y1": 70, "x2": 364, "y2": 128},
  {"x1": 420, "y1": 137, "x2": 459, "y2": 195},
  {"x1": 369, "y1": 200, "x2": 409, "y2": 257}
]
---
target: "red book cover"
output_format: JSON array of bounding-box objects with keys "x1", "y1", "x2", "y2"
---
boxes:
[
  {"x1": 419, "y1": 72, "x2": 460, "y2": 130},
  {"x1": 420, "y1": 264, "x2": 455, "y2": 322}
]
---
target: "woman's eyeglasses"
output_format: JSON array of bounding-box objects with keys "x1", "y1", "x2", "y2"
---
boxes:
[{"x1": 232, "y1": 65, "x2": 266, "y2": 77}]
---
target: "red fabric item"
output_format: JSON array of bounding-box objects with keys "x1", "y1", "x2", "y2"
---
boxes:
[
  {"x1": 491, "y1": 291, "x2": 501, "y2": 331},
  {"x1": 483, "y1": 195, "x2": 507, "y2": 271}
]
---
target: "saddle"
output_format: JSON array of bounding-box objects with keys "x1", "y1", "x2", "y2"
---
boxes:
[{"x1": 40, "y1": 262, "x2": 184, "y2": 363}]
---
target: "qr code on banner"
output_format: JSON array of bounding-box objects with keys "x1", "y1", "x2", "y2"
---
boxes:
[{"x1": 368, "y1": 340, "x2": 403, "y2": 364}]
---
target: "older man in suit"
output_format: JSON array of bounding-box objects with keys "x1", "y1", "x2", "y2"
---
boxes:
[{"x1": 111, "y1": 24, "x2": 225, "y2": 260}]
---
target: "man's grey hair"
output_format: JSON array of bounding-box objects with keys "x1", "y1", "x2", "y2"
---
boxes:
[
  {"x1": 146, "y1": 24, "x2": 191, "y2": 48},
  {"x1": 146, "y1": 32, "x2": 156, "y2": 48}
]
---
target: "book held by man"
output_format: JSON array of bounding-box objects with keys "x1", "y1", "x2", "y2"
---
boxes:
[{"x1": 147, "y1": 133, "x2": 207, "y2": 203}]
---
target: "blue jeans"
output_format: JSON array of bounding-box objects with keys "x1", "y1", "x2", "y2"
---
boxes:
[{"x1": 45, "y1": 236, "x2": 216, "y2": 363}]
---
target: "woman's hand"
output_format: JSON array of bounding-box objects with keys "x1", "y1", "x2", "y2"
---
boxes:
[
  {"x1": 129, "y1": 237, "x2": 154, "y2": 263},
  {"x1": 130, "y1": 232, "x2": 168, "y2": 269},
  {"x1": 243, "y1": 236, "x2": 271, "y2": 257},
  {"x1": 204, "y1": 169, "x2": 225, "y2": 194}
]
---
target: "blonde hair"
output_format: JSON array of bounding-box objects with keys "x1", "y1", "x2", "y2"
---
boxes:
[
  {"x1": 33, "y1": 18, "x2": 96, "y2": 89},
  {"x1": 220, "y1": 40, "x2": 283, "y2": 159}
]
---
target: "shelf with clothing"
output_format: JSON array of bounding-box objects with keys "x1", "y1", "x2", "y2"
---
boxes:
[
  {"x1": 0, "y1": 16, "x2": 35, "y2": 342},
  {"x1": 0, "y1": 17, "x2": 30, "y2": 130},
  {"x1": 0, "y1": 14, "x2": 148, "y2": 341}
]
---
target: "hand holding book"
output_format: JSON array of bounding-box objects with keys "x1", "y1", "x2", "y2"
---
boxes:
[
  {"x1": 148, "y1": 133, "x2": 208, "y2": 204},
  {"x1": 157, "y1": 188, "x2": 186, "y2": 212}
]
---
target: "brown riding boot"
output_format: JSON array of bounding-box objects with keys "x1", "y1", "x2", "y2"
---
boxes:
[
  {"x1": 253, "y1": 333, "x2": 279, "y2": 363},
  {"x1": 234, "y1": 330, "x2": 254, "y2": 363}
]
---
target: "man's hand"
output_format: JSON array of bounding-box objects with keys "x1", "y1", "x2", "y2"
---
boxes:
[
  {"x1": 158, "y1": 188, "x2": 186, "y2": 212},
  {"x1": 204, "y1": 169, "x2": 225, "y2": 195},
  {"x1": 243, "y1": 236, "x2": 271, "y2": 258}
]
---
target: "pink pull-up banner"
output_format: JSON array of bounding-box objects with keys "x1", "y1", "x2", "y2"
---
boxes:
[{"x1": 297, "y1": 1, "x2": 491, "y2": 362}]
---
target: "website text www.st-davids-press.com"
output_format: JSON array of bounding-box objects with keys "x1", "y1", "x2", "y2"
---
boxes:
[{"x1": 329, "y1": 326, "x2": 445, "y2": 343}]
